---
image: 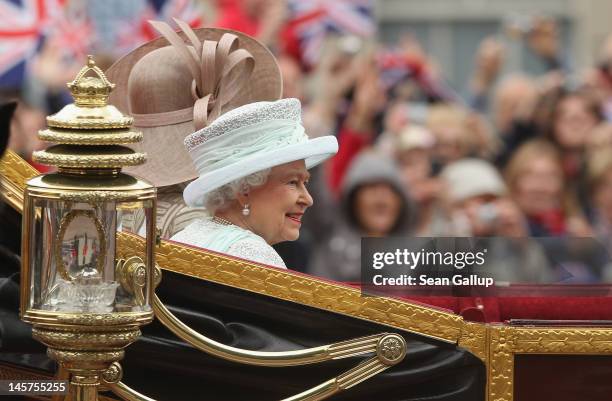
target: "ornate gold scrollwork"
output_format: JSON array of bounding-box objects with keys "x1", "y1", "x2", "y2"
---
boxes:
[
  {"x1": 487, "y1": 325, "x2": 612, "y2": 401},
  {"x1": 33, "y1": 152, "x2": 146, "y2": 169},
  {"x1": 102, "y1": 362, "x2": 123, "y2": 384},
  {"x1": 115, "y1": 257, "x2": 147, "y2": 306},
  {"x1": 0, "y1": 150, "x2": 39, "y2": 213},
  {"x1": 55, "y1": 312, "x2": 152, "y2": 326},
  {"x1": 459, "y1": 321, "x2": 488, "y2": 363},
  {"x1": 33, "y1": 328, "x2": 140, "y2": 349},
  {"x1": 39, "y1": 129, "x2": 143, "y2": 145},
  {"x1": 59, "y1": 191, "x2": 137, "y2": 203},
  {"x1": 377, "y1": 334, "x2": 407, "y2": 365},
  {"x1": 115, "y1": 257, "x2": 161, "y2": 307},
  {"x1": 48, "y1": 349, "x2": 124, "y2": 364}
]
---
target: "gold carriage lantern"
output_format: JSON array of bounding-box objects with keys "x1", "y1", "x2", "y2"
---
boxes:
[{"x1": 20, "y1": 56, "x2": 156, "y2": 400}]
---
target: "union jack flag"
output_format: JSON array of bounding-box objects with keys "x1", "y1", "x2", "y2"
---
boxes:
[
  {"x1": 0, "y1": 0, "x2": 94, "y2": 90},
  {"x1": 115, "y1": 0, "x2": 203, "y2": 56},
  {"x1": 0, "y1": 0, "x2": 66, "y2": 88},
  {"x1": 377, "y1": 47, "x2": 463, "y2": 103},
  {"x1": 286, "y1": 0, "x2": 376, "y2": 66}
]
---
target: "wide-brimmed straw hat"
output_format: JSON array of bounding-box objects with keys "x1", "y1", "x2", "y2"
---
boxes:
[
  {"x1": 106, "y1": 19, "x2": 282, "y2": 187},
  {"x1": 183, "y1": 98, "x2": 338, "y2": 207}
]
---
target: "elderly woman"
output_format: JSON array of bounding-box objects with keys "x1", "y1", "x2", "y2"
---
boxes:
[{"x1": 171, "y1": 98, "x2": 338, "y2": 268}]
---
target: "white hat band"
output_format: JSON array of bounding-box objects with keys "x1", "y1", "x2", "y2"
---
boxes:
[{"x1": 189, "y1": 119, "x2": 308, "y2": 177}]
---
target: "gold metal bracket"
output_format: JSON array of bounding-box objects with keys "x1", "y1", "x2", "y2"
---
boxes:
[
  {"x1": 104, "y1": 334, "x2": 406, "y2": 401},
  {"x1": 104, "y1": 267, "x2": 408, "y2": 400},
  {"x1": 101, "y1": 291, "x2": 408, "y2": 400},
  {"x1": 283, "y1": 335, "x2": 406, "y2": 401},
  {"x1": 116, "y1": 257, "x2": 161, "y2": 306},
  {"x1": 115, "y1": 257, "x2": 147, "y2": 306},
  {"x1": 153, "y1": 293, "x2": 392, "y2": 366}
]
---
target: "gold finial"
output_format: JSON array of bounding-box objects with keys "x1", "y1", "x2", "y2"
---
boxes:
[
  {"x1": 35, "y1": 54, "x2": 144, "y2": 168},
  {"x1": 68, "y1": 55, "x2": 115, "y2": 108},
  {"x1": 44, "y1": 55, "x2": 135, "y2": 131}
]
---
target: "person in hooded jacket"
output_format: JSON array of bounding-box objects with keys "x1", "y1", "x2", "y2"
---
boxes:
[{"x1": 307, "y1": 150, "x2": 415, "y2": 282}]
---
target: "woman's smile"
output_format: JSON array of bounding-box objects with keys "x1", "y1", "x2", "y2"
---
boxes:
[{"x1": 286, "y1": 212, "x2": 304, "y2": 224}]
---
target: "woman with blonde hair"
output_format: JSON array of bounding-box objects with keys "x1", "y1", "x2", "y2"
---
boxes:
[{"x1": 505, "y1": 139, "x2": 590, "y2": 236}]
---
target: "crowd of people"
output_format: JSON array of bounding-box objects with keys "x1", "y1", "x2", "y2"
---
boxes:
[
  {"x1": 4, "y1": 1, "x2": 612, "y2": 284},
  {"x1": 268, "y1": 12, "x2": 612, "y2": 283}
]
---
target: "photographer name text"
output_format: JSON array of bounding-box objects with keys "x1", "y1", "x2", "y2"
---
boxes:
[
  {"x1": 370, "y1": 248, "x2": 494, "y2": 288},
  {"x1": 372, "y1": 274, "x2": 494, "y2": 287}
]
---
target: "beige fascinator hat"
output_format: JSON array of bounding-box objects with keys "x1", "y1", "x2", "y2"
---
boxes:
[
  {"x1": 183, "y1": 98, "x2": 338, "y2": 207},
  {"x1": 105, "y1": 19, "x2": 282, "y2": 187}
]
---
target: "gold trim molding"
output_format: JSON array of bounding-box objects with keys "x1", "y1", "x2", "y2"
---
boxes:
[
  {"x1": 39, "y1": 129, "x2": 143, "y2": 145},
  {"x1": 0, "y1": 150, "x2": 39, "y2": 212},
  {"x1": 58, "y1": 191, "x2": 144, "y2": 202},
  {"x1": 32, "y1": 151, "x2": 146, "y2": 169},
  {"x1": 488, "y1": 325, "x2": 612, "y2": 401},
  {"x1": 45, "y1": 118, "x2": 134, "y2": 130},
  {"x1": 117, "y1": 232, "x2": 464, "y2": 343},
  {"x1": 459, "y1": 321, "x2": 488, "y2": 362}
]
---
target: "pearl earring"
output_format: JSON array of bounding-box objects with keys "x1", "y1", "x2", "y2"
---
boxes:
[{"x1": 242, "y1": 204, "x2": 250, "y2": 216}]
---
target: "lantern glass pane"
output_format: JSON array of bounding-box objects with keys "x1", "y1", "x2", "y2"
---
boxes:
[{"x1": 27, "y1": 197, "x2": 153, "y2": 313}]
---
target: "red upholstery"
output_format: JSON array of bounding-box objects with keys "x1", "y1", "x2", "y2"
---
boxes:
[
  {"x1": 400, "y1": 295, "x2": 612, "y2": 323},
  {"x1": 348, "y1": 282, "x2": 612, "y2": 323}
]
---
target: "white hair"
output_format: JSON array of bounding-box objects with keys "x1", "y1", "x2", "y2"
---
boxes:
[{"x1": 202, "y1": 168, "x2": 271, "y2": 213}]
